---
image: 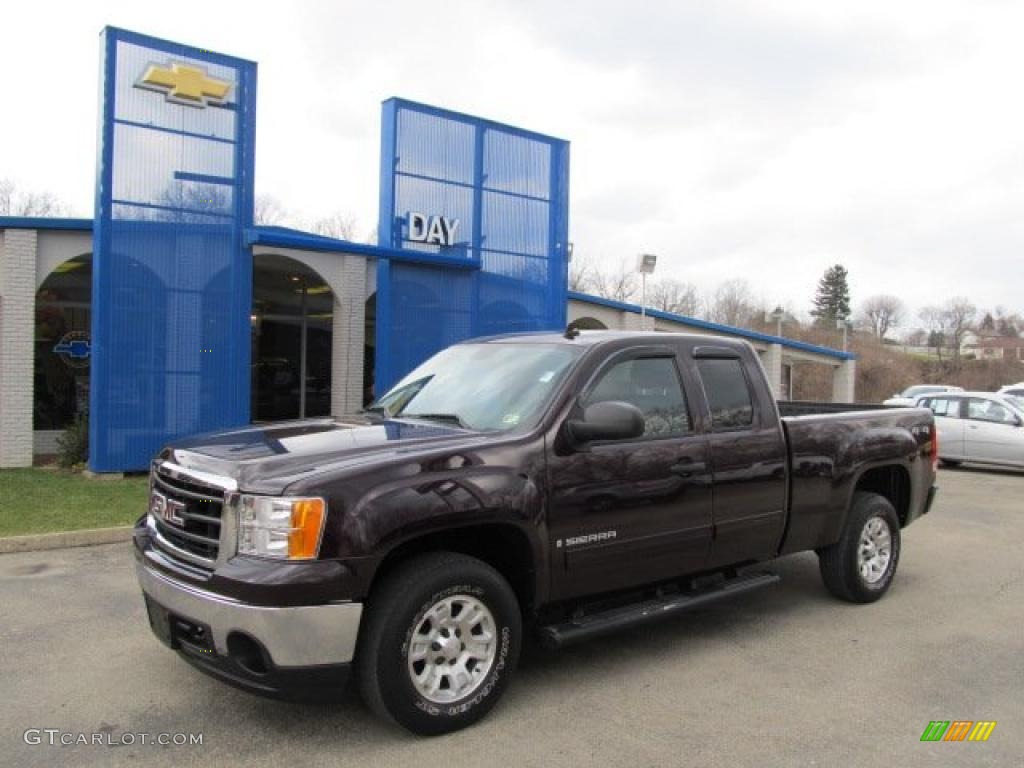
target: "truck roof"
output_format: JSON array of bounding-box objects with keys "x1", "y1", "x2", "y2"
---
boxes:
[{"x1": 467, "y1": 329, "x2": 752, "y2": 350}]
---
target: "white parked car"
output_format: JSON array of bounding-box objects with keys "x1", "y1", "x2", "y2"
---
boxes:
[
  {"x1": 915, "y1": 391, "x2": 1024, "y2": 469},
  {"x1": 883, "y1": 384, "x2": 964, "y2": 408}
]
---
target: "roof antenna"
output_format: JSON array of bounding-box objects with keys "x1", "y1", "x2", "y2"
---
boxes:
[{"x1": 564, "y1": 323, "x2": 580, "y2": 340}]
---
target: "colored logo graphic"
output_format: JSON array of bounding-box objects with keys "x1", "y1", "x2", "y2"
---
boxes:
[
  {"x1": 136, "y1": 61, "x2": 232, "y2": 108},
  {"x1": 920, "y1": 721, "x2": 997, "y2": 742},
  {"x1": 53, "y1": 331, "x2": 91, "y2": 369}
]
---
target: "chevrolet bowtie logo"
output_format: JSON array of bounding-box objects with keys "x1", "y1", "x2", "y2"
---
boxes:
[{"x1": 136, "y1": 61, "x2": 232, "y2": 108}]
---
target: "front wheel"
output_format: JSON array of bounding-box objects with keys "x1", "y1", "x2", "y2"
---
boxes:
[
  {"x1": 356, "y1": 552, "x2": 521, "y2": 735},
  {"x1": 818, "y1": 492, "x2": 901, "y2": 603}
]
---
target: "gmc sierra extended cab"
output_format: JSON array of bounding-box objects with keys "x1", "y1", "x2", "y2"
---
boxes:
[{"x1": 134, "y1": 330, "x2": 938, "y2": 735}]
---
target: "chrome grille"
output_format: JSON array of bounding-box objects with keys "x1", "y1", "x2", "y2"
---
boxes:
[{"x1": 149, "y1": 462, "x2": 234, "y2": 569}]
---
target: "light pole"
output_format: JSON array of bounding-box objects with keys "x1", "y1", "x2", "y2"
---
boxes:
[{"x1": 637, "y1": 253, "x2": 658, "y2": 322}]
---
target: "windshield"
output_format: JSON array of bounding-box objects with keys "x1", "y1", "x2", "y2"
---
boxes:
[
  {"x1": 1004, "y1": 394, "x2": 1024, "y2": 411},
  {"x1": 371, "y1": 343, "x2": 582, "y2": 431}
]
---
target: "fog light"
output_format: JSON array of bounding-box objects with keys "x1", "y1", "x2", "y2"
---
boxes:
[{"x1": 237, "y1": 495, "x2": 326, "y2": 560}]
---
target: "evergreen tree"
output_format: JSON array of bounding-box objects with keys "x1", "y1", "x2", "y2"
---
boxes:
[{"x1": 811, "y1": 264, "x2": 851, "y2": 325}]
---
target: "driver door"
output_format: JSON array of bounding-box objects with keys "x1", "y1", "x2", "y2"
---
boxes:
[{"x1": 546, "y1": 348, "x2": 713, "y2": 600}]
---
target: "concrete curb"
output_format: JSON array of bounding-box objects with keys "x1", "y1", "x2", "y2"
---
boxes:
[{"x1": 0, "y1": 526, "x2": 133, "y2": 555}]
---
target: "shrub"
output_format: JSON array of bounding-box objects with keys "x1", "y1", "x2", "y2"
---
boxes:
[{"x1": 57, "y1": 410, "x2": 89, "y2": 468}]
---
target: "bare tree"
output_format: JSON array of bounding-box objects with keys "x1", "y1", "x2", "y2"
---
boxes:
[
  {"x1": 0, "y1": 177, "x2": 70, "y2": 216},
  {"x1": 591, "y1": 259, "x2": 638, "y2": 302},
  {"x1": 709, "y1": 279, "x2": 755, "y2": 327},
  {"x1": 310, "y1": 212, "x2": 357, "y2": 241},
  {"x1": 568, "y1": 250, "x2": 597, "y2": 293},
  {"x1": 918, "y1": 305, "x2": 948, "y2": 362},
  {"x1": 859, "y1": 294, "x2": 905, "y2": 340},
  {"x1": 943, "y1": 296, "x2": 976, "y2": 365},
  {"x1": 648, "y1": 278, "x2": 701, "y2": 316},
  {"x1": 254, "y1": 194, "x2": 288, "y2": 226},
  {"x1": 993, "y1": 306, "x2": 1021, "y2": 337}
]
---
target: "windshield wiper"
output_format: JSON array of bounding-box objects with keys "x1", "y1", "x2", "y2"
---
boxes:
[{"x1": 401, "y1": 412, "x2": 471, "y2": 429}]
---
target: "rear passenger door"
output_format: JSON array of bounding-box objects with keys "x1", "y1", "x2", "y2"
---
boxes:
[
  {"x1": 690, "y1": 349, "x2": 788, "y2": 567},
  {"x1": 965, "y1": 397, "x2": 1023, "y2": 465}
]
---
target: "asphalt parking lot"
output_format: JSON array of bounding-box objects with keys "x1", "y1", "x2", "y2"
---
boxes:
[{"x1": 2, "y1": 466, "x2": 1021, "y2": 767}]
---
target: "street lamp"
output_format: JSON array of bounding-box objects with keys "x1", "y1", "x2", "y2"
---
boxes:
[{"x1": 637, "y1": 253, "x2": 658, "y2": 320}]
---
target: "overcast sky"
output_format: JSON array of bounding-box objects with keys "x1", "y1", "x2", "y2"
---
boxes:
[{"x1": 3, "y1": 0, "x2": 1023, "y2": 327}]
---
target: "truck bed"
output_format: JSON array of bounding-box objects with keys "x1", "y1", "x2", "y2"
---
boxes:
[{"x1": 777, "y1": 404, "x2": 935, "y2": 556}]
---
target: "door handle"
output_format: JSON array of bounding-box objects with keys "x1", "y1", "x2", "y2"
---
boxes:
[{"x1": 670, "y1": 461, "x2": 706, "y2": 477}]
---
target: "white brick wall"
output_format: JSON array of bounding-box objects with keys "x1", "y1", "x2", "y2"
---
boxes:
[
  {"x1": 621, "y1": 311, "x2": 656, "y2": 331},
  {"x1": 832, "y1": 359, "x2": 857, "y2": 402},
  {"x1": 0, "y1": 229, "x2": 38, "y2": 467},
  {"x1": 330, "y1": 254, "x2": 366, "y2": 416},
  {"x1": 762, "y1": 343, "x2": 784, "y2": 398}
]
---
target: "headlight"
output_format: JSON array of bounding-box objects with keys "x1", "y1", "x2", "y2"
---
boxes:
[{"x1": 237, "y1": 495, "x2": 326, "y2": 560}]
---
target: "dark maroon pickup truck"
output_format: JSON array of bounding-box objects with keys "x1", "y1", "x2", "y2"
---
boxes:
[{"x1": 134, "y1": 330, "x2": 938, "y2": 734}]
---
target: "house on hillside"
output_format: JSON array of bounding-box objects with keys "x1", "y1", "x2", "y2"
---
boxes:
[{"x1": 966, "y1": 336, "x2": 1024, "y2": 361}]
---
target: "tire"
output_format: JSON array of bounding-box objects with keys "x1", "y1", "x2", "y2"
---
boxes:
[
  {"x1": 939, "y1": 459, "x2": 962, "y2": 468},
  {"x1": 356, "y1": 552, "x2": 521, "y2": 735},
  {"x1": 818, "y1": 492, "x2": 901, "y2": 603}
]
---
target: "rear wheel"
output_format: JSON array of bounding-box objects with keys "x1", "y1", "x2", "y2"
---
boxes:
[
  {"x1": 356, "y1": 552, "x2": 521, "y2": 735},
  {"x1": 818, "y1": 492, "x2": 901, "y2": 603}
]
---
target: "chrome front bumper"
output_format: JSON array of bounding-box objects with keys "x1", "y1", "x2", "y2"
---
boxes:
[{"x1": 136, "y1": 561, "x2": 362, "y2": 667}]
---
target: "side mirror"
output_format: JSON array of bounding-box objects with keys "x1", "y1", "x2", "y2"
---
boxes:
[{"x1": 568, "y1": 401, "x2": 645, "y2": 444}]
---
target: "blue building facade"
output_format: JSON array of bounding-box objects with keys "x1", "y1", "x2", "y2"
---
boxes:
[
  {"x1": 90, "y1": 28, "x2": 258, "y2": 472},
  {"x1": 376, "y1": 99, "x2": 570, "y2": 392},
  {"x1": 88, "y1": 28, "x2": 569, "y2": 471}
]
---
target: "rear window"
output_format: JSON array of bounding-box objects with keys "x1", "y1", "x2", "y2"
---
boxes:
[
  {"x1": 924, "y1": 397, "x2": 959, "y2": 417},
  {"x1": 696, "y1": 358, "x2": 754, "y2": 429}
]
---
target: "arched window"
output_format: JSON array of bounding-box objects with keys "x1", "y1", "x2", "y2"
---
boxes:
[
  {"x1": 35, "y1": 255, "x2": 92, "y2": 430},
  {"x1": 252, "y1": 254, "x2": 334, "y2": 421}
]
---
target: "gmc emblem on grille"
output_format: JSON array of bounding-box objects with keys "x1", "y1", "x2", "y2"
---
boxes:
[{"x1": 149, "y1": 490, "x2": 185, "y2": 527}]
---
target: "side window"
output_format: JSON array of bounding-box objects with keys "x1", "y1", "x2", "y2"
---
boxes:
[
  {"x1": 967, "y1": 398, "x2": 1017, "y2": 425},
  {"x1": 696, "y1": 358, "x2": 755, "y2": 429},
  {"x1": 584, "y1": 357, "x2": 691, "y2": 438},
  {"x1": 927, "y1": 398, "x2": 954, "y2": 416}
]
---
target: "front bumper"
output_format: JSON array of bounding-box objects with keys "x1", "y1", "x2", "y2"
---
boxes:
[{"x1": 137, "y1": 561, "x2": 362, "y2": 699}]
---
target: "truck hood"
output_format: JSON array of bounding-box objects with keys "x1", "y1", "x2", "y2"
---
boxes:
[{"x1": 163, "y1": 417, "x2": 480, "y2": 494}]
